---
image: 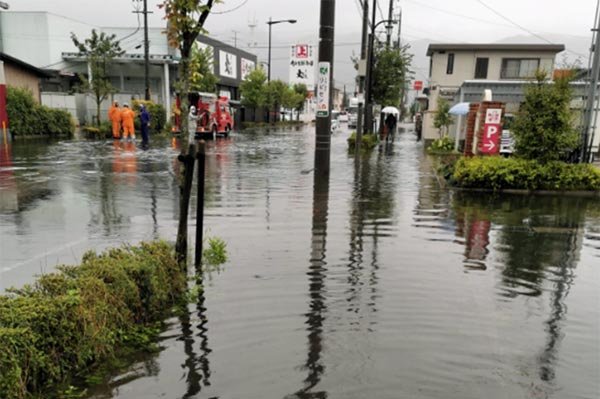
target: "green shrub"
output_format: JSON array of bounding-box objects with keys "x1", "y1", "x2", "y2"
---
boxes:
[
  {"x1": 132, "y1": 100, "x2": 167, "y2": 133},
  {"x1": 511, "y1": 71, "x2": 579, "y2": 162},
  {"x1": 6, "y1": 87, "x2": 74, "y2": 137},
  {"x1": 427, "y1": 136, "x2": 455, "y2": 153},
  {"x1": 0, "y1": 241, "x2": 186, "y2": 398},
  {"x1": 451, "y1": 156, "x2": 600, "y2": 191},
  {"x1": 347, "y1": 131, "x2": 378, "y2": 150}
]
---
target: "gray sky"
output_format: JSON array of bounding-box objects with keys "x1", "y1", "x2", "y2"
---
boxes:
[{"x1": 5, "y1": 0, "x2": 595, "y2": 88}]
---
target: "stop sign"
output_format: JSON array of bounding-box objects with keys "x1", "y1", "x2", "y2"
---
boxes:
[{"x1": 413, "y1": 80, "x2": 423, "y2": 91}]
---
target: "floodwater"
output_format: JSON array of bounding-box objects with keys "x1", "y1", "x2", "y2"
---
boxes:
[{"x1": 0, "y1": 127, "x2": 599, "y2": 399}]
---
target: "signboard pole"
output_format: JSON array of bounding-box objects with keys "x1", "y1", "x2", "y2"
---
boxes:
[{"x1": 314, "y1": 0, "x2": 335, "y2": 177}]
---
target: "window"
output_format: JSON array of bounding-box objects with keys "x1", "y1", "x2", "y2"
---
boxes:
[
  {"x1": 501, "y1": 58, "x2": 540, "y2": 79},
  {"x1": 474, "y1": 58, "x2": 489, "y2": 79},
  {"x1": 446, "y1": 53, "x2": 455, "y2": 75}
]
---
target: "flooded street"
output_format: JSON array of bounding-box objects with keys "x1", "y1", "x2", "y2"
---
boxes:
[{"x1": 1, "y1": 127, "x2": 599, "y2": 398}]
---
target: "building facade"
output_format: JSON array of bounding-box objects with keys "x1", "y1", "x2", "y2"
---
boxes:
[
  {"x1": 423, "y1": 43, "x2": 565, "y2": 142},
  {"x1": 0, "y1": 53, "x2": 48, "y2": 102},
  {"x1": 0, "y1": 11, "x2": 257, "y2": 124}
]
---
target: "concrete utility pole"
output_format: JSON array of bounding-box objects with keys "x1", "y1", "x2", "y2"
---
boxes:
[
  {"x1": 134, "y1": 0, "x2": 152, "y2": 101},
  {"x1": 386, "y1": 0, "x2": 393, "y2": 47},
  {"x1": 356, "y1": 0, "x2": 369, "y2": 143},
  {"x1": 581, "y1": 6, "x2": 600, "y2": 163},
  {"x1": 314, "y1": 0, "x2": 336, "y2": 176},
  {"x1": 363, "y1": 0, "x2": 377, "y2": 135}
]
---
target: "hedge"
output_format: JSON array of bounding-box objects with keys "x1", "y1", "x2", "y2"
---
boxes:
[
  {"x1": 132, "y1": 100, "x2": 167, "y2": 134},
  {"x1": 450, "y1": 156, "x2": 600, "y2": 191},
  {"x1": 347, "y1": 131, "x2": 378, "y2": 150},
  {"x1": 0, "y1": 241, "x2": 187, "y2": 398},
  {"x1": 6, "y1": 87, "x2": 74, "y2": 137}
]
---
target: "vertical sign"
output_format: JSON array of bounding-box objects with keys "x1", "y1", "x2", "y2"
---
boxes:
[
  {"x1": 219, "y1": 50, "x2": 238, "y2": 79},
  {"x1": 241, "y1": 58, "x2": 255, "y2": 80},
  {"x1": 479, "y1": 108, "x2": 502, "y2": 154},
  {"x1": 289, "y1": 44, "x2": 315, "y2": 86},
  {"x1": 0, "y1": 61, "x2": 8, "y2": 130},
  {"x1": 316, "y1": 62, "x2": 330, "y2": 117}
]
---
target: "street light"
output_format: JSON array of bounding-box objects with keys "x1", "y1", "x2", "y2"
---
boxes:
[{"x1": 266, "y1": 17, "x2": 297, "y2": 82}]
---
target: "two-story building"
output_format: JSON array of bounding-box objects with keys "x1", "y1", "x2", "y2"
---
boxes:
[{"x1": 423, "y1": 43, "x2": 565, "y2": 143}]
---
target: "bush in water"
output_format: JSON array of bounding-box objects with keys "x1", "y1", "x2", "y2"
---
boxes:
[
  {"x1": 450, "y1": 156, "x2": 600, "y2": 191},
  {"x1": 6, "y1": 87, "x2": 74, "y2": 137},
  {"x1": 0, "y1": 241, "x2": 187, "y2": 399}
]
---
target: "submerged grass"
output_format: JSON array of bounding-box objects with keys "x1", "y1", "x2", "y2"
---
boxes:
[{"x1": 0, "y1": 241, "x2": 187, "y2": 399}]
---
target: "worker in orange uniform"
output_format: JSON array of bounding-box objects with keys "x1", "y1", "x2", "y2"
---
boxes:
[
  {"x1": 108, "y1": 101, "x2": 122, "y2": 139},
  {"x1": 121, "y1": 103, "x2": 136, "y2": 140}
]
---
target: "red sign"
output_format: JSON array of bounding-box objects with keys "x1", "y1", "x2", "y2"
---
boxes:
[
  {"x1": 413, "y1": 80, "x2": 423, "y2": 91},
  {"x1": 295, "y1": 44, "x2": 309, "y2": 59},
  {"x1": 480, "y1": 124, "x2": 501, "y2": 154}
]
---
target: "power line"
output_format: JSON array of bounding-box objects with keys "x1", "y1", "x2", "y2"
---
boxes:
[
  {"x1": 377, "y1": 0, "x2": 385, "y2": 21},
  {"x1": 212, "y1": 0, "x2": 250, "y2": 15},
  {"x1": 405, "y1": 0, "x2": 513, "y2": 28},
  {"x1": 476, "y1": 0, "x2": 587, "y2": 58}
]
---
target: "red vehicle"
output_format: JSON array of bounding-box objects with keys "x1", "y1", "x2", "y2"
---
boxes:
[{"x1": 172, "y1": 92, "x2": 234, "y2": 138}]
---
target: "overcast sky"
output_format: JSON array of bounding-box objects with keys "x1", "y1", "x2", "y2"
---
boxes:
[{"x1": 5, "y1": 0, "x2": 596, "y2": 88}]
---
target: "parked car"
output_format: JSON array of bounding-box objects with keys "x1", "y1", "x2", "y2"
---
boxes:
[{"x1": 338, "y1": 111, "x2": 349, "y2": 123}]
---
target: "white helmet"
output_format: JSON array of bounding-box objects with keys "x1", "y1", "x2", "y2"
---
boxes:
[{"x1": 190, "y1": 105, "x2": 196, "y2": 113}]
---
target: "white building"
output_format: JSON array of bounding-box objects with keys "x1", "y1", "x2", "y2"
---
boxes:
[
  {"x1": 0, "y1": 11, "x2": 256, "y2": 125},
  {"x1": 423, "y1": 43, "x2": 564, "y2": 143}
]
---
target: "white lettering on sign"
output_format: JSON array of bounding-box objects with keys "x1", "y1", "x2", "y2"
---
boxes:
[
  {"x1": 316, "y1": 62, "x2": 330, "y2": 117},
  {"x1": 486, "y1": 125, "x2": 499, "y2": 137},
  {"x1": 485, "y1": 108, "x2": 502, "y2": 124}
]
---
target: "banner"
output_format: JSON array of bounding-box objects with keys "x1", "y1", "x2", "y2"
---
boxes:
[
  {"x1": 241, "y1": 58, "x2": 255, "y2": 80},
  {"x1": 289, "y1": 44, "x2": 315, "y2": 86},
  {"x1": 219, "y1": 50, "x2": 237, "y2": 79},
  {"x1": 316, "y1": 62, "x2": 330, "y2": 117}
]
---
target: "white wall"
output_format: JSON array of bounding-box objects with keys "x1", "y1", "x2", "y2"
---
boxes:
[{"x1": 430, "y1": 50, "x2": 557, "y2": 87}]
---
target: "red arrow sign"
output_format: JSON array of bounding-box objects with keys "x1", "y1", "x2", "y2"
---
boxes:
[{"x1": 480, "y1": 123, "x2": 501, "y2": 154}]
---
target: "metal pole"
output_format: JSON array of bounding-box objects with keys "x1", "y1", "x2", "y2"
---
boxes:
[
  {"x1": 454, "y1": 89, "x2": 464, "y2": 151},
  {"x1": 582, "y1": 10, "x2": 600, "y2": 162},
  {"x1": 194, "y1": 141, "x2": 206, "y2": 270},
  {"x1": 397, "y1": 8, "x2": 402, "y2": 49},
  {"x1": 315, "y1": 0, "x2": 336, "y2": 177},
  {"x1": 143, "y1": 0, "x2": 150, "y2": 101},
  {"x1": 386, "y1": 0, "x2": 393, "y2": 47},
  {"x1": 268, "y1": 17, "x2": 272, "y2": 82}
]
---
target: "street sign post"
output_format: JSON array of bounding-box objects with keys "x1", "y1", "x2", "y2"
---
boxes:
[
  {"x1": 413, "y1": 80, "x2": 423, "y2": 91},
  {"x1": 316, "y1": 62, "x2": 331, "y2": 118},
  {"x1": 479, "y1": 108, "x2": 502, "y2": 155}
]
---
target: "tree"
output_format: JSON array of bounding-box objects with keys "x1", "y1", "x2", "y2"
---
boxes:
[
  {"x1": 71, "y1": 29, "x2": 124, "y2": 126},
  {"x1": 189, "y1": 42, "x2": 218, "y2": 93},
  {"x1": 292, "y1": 83, "x2": 308, "y2": 121},
  {"x1": 372, "y1": 44, "x2": 413, "y2": 108},
  {"x1": 433, "y1": 97, "x2": 453, "y2": 138},
  {"x1": 159, "y1": 0, "x2": 216, "y2": 266},
  {"x1": 512, "y1": 71, "x2": 579, "y2": 163},
  {"x1": 240, "y1": 67, "x2": 267, "y2": 106},
  {"x1": 265, "y1": 80, "x2": 288, "y2": 123},
  {"x1": 159, "y1": 0, "x2": 215, "y2": 135}
]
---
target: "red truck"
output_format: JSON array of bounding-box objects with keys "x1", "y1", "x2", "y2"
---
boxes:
[{"x1": 172, "y1": 92, "x2": 234, "y2": 138}]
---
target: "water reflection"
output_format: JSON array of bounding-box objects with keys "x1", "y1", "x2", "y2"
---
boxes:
[
  {"x1": 452, "y1": 192, "x2": 598, "y2": 389},
  {"x1": 290, "y1": 156, "x2": 330, "y2": 399},
  {"x1": 179, "y1": 289, "x2": 212, "y2": 398}
]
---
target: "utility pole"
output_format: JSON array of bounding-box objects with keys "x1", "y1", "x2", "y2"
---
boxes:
[
  {"x1": 356, "y1": 0, "x2": 369, "y2": 142},
  {"x1": 581, "y1": 7, "x2": 600, "y2": 163},
  {"x1": 364, "y1": 0, "x2": 377, "y2": 136},
  {"x1": 386, "y1": 0, "x2": 393, "y2": 47},
  {"x1": 314, "y1": 0, "x2": 336, "y2": 176},
  {"x1": 231, "y1": 30, "x2": 239, "y2": 48},
  {"x1": 134, "y1": 0, "x2": 152, "y2": 101},
  {"x1": 397, "y1": 8, "x2": 402, "y2": 49}
]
